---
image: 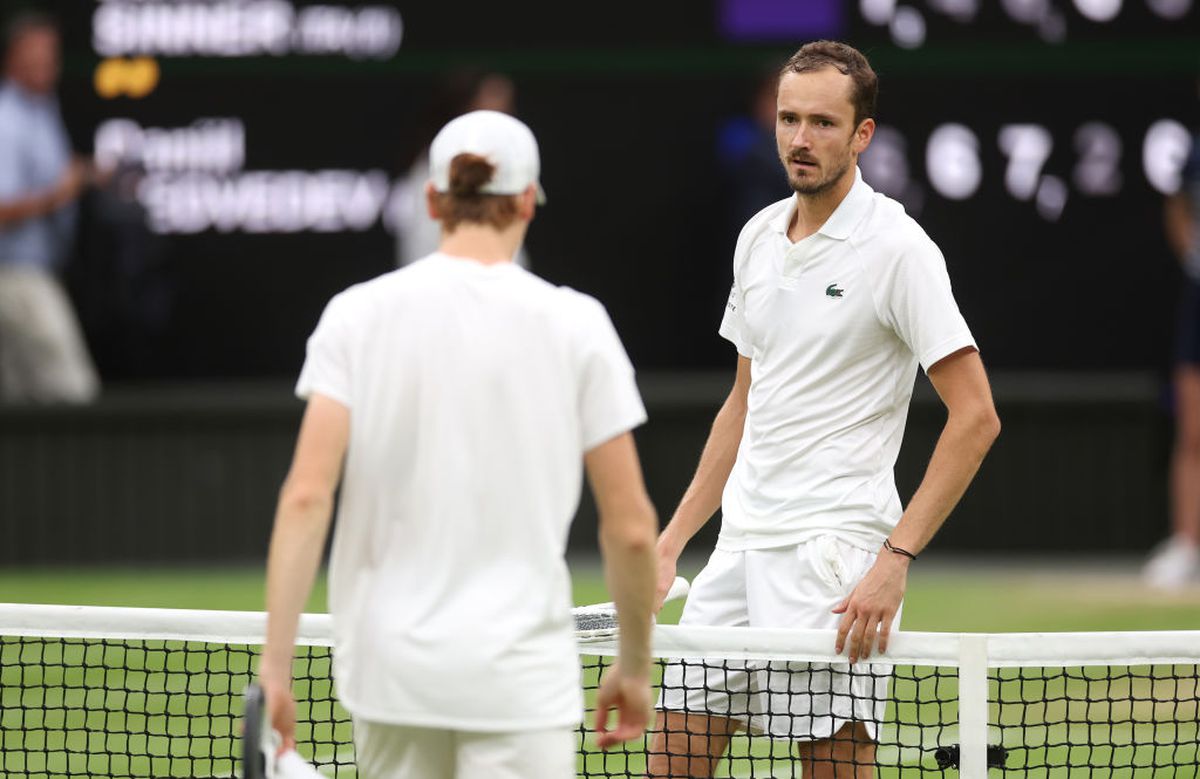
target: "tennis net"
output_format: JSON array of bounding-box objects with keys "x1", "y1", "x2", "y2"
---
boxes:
[{"x1": 2, "y1": 603, "x2": 1197, "y2": 778}]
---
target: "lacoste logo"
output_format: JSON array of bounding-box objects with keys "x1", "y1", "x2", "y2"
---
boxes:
[{"x1": 826, "y1": 284, "x2": 844, "y2": 298}]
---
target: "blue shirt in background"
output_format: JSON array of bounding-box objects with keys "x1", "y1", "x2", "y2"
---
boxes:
[
  {"x1": 0, "y1": 80, "x2": 77, "y2": 270},
  {"x1": 1180, "y1": 132, "x2": 1200, "y2": 280}
]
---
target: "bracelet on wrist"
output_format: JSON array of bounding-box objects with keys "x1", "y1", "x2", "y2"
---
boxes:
[{"x1": 883, "y1": 538, "x2": 917, "y2": 561}]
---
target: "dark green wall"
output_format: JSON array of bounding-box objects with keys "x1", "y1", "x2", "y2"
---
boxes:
[{"x1": 0, "y1": 373, "x2": 1170, "y2": 564}]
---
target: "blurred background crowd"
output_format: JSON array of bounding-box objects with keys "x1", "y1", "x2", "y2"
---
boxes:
[{"x1": 0, "y1": 0, "x2": 1198, "y2": 581}]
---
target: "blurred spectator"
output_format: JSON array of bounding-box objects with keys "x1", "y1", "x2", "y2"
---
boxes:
[
  {"x1": 1144, "y1": 118, "x2": 1200, "y2": 589},
  {"x1": 0, "y1": 12, "x2": 99, "y2": 403},
  {"x1": 717, "y1": 66, "x2": 789, "y2": 234},
  {"x1": 69, "y1": 161, "x2": 173, "y2": 378},
  {"x1": 392, "y1": 70, "x2": 531, "y2": 269}
]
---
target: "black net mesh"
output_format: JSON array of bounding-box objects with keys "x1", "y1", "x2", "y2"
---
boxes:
[
  {"x1": 579, "y1": 654, "x2": 961, "y2": 777},
  {"x1": 577, "y1": 656, "x2": 1200, "y2": 777},
  {"x1": 3, "y1": 633, "x2": 1198, "y2": 778},
  {"x1": 990, "y1": 664, "x2": 1200, "y2": 776},
  {"x1": 0, "y1": 636, "x2": 354, "y2": 778}
]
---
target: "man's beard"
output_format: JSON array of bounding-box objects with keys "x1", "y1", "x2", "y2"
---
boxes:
[{"x1": 784, "y1": 151, "x2": 852, "y2": 196}]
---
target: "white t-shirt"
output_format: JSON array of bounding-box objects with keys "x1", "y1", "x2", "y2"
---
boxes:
[
  {"x1": 718, "y1": 168, "x2": 976, "y2": 552},
  {"x1": 295, "y1": 253, "x2": 646, "y2": 731}
]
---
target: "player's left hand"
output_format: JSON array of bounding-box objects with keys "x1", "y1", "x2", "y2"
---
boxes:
[{"x1": 832, "y1": 552, "x2": 908, "y2": 663}]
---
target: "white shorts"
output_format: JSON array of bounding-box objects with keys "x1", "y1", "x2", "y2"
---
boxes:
[
  {"x1": 658, "y1": 536, "x2": 901, "y2": 742},
  {"x1": 0, "y1": 267, "x2": 98, "y2": 403},
  {"x1": 353, "y1": 720, "x2": 575, "y2": 779}
]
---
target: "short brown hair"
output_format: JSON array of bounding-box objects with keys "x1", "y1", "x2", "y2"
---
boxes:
[
  {"x1": 780, "y1": 40, "x2": 878, "y2": 126},
  {"x1": 434, "y1": 153, "x2": 520, "y2": 233}
]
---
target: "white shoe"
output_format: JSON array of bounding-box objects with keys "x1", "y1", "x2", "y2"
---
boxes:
[{"x1": 1142, "y1": 536, "x2": 1200, "y2": 589}]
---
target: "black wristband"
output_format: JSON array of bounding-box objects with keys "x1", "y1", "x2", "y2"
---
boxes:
[{"x1": 883, "y1": 539, "x2": 917, "y2": 561}]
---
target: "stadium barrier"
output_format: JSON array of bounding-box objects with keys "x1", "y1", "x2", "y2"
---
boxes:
[{"x1": 0, "y1": 372, "x2": 1169, "y2": 563}]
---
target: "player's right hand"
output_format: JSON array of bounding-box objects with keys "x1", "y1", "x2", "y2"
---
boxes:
[
  {"x1": 594, "y1": 663, "x2": 652, "y2": 749},
  {"x1": 259, "y1": 668, "x2": 298, "y2": 756},
  {"x1": 653, "y1": 548, "x2": 678, "y2": 613}
]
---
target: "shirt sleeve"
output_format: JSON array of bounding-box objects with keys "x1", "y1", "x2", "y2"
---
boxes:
[
  {"x1": 576, "y1": 297, "x2": 647, "y2": 451},
  {"x1": 295, "y1": 293, "x2": 354, "y2": 407},
  {"x1": 877, "y1": 237, "x2": 977, "y2": 373},
  {"x1": 0, "y1": 116, "x2": 26, "y2": 200},
  {"x1": 718, "y1": 233, "x2": 754, "y2": 357}
]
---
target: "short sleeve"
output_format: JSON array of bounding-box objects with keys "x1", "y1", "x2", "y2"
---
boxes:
[
  {"x1": 878, "y1": 238, "x2": 977, "y2": 372},
  {"x1": 576, "y1": 298, "x2": 647, "y2": 451},
  {"x1": 0, "y1": 114, "x2": 25, "y2": 200},
  {"x1": 296, "y1": 294, "x2": 354, "y2": 407},
  {"x1": 718, "y1": 234, "x2": 754, "y2": 357}
]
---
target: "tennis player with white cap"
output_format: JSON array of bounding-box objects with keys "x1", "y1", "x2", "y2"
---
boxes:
[{"x1": 259, "y1": 109, "x2": 658, "y2": 778}]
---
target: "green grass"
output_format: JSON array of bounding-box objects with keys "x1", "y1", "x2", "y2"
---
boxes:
[
  {"x1": 0, "y1": 566, "x2": 324, "y2": 613},
  {"x1": 1, "y1": 559, "x2": 1198, "y2": 778},
  {"x1": 896, "y1": 564, "x2": 1200, "y2": 633},
  {"x1": 3, "y1": 557, "x2": 1198, "y2": 631}
]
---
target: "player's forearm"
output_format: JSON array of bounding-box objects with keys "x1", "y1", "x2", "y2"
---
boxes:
[
  {"x1": 599, "y1": 499, "x2": 658, "y2": 675},
  {"x1": 888, "y1": 405, "x2": 999, "y2": 555},
  {"x1": 658, "y1": 396, "x2": 746, "y2": 559},
  {"x1": 261, "y1": 484, "x2": 335, "y2": 682},
  {"x1": 1165, "y1": 195, "x2": 1195, "y2": 262},
  {"x1": 0, "y1": 190, "x2": 57, "y2": 227},
  {"x1": 586, "y1": 432, "x2": 659, "y2": 674}
]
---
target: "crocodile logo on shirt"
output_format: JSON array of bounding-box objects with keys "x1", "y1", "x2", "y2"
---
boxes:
[{"x1": 825, "y1": 284, "x2": 844, "y2": 298}]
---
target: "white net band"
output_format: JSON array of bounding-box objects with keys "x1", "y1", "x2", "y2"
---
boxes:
[
  {"x1": 4, "y1": 602, "x2": 1197, "y2": 667},
  {"x1": 2, "y1": 603, "x2": 1198, "y2": 778}
]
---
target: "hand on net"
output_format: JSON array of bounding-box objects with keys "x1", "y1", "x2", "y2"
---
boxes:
[{"x1": 832, "y1": 553, "x2": 907, "y2": 664}]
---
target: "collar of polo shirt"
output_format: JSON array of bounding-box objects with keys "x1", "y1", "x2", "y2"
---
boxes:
[{"x1": 768, "y1": 167, "x2": 874, "y2": 242}]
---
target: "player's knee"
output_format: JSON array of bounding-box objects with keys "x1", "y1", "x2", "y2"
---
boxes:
[{"x1": 799, "y1": 721, "x2": 876, "y2": 763}]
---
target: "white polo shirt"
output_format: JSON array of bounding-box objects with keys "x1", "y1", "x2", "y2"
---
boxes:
[
  {"x1": 718, "y1": 168, "x2": 976, "y2": 552},
  {"x1": 296, "y1": 253, "x2": 646, "y2": 731}
]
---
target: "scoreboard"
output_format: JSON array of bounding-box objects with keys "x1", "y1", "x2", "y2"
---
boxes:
[
  {"x1": 853, "y1": 0, "x2": 1194, "y2": 44},
  {"x1": 29, "y1": 1, "x2": 1200, "y2": 375},
  {"x1": 843, "y1": 1, "x2": 1198, "y2": 371}
]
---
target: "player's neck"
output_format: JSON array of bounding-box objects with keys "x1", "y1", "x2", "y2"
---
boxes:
[
  {"x1": 439, "y1": 223, "x2": 527, "y2": 265},
  {"x1": 788, "y1": 167, "x2": 855, "y2": 243}
]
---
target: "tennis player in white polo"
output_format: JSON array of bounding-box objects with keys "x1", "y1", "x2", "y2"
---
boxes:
[
  {"x1": 258, "y1": 110, "x2": 658, "y2": 778},
  {"x1": 649, "y1": 42, "x2": 1001, "y2": 778}
]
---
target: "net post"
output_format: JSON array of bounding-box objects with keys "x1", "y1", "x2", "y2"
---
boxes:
[{"x1": 957, "y1": 633, "x2": 989, "y2": 779}]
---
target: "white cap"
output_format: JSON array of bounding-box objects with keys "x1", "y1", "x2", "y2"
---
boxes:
[{"x1": 429, "y1": 110, "x2": 546, "y2": 204}]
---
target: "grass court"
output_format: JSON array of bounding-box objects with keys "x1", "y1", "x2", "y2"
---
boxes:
[{"x1": 2, "y1": 559, "x2": 1197, "y2": 777}]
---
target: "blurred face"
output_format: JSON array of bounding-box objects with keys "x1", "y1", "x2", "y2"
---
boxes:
[
  {"x1": 775, "y1": 68, "x2": 873, "y2": 196},
  {"x1": 5, "y1": 26, "x2": 61, "y2": 95},
  {"x1": 470, "y1": 74, "x2": 515, "y2": 114}
]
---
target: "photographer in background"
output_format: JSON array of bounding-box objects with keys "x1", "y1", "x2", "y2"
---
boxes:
[
  {"x1": 0, "y1": 11, "x2": 99, "y2": 403},
  {"x1": 392, "y1": 70, "x2": 532, "y2": 270}
]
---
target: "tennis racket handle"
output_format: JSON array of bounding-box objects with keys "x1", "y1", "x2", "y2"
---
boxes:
[
  {"x1": 576, "y1": 576, "x2": 690, "y2": 614},
  {"x1": 663, "y1": 576, "x2": 690, "y2": 604},
  {"x1": 273, "y1": 748, "x2": 325, "y2": 779}
]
